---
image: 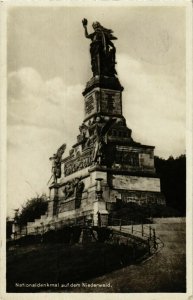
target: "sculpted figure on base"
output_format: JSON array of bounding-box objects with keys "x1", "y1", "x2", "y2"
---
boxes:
[
  {"x1": 48, "y1": 144, "x2": 66, "y2": 184},
  {"x1": 92, "y1": 117, "x2": 117, "y2": 165}
]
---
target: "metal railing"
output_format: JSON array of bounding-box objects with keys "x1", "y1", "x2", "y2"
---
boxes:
[
  {"x1": 10, "y1": 216, "x2": 164, "y2": 263},
  {"x1": 12, "y1": 216, "x2": 163, "y2": 257},
  {"x1": 108, "y1": 217, "x2": 162, "y2": 255},
  {"x1": 13, "y1": 216, "x2": 94, "y2": 239}
]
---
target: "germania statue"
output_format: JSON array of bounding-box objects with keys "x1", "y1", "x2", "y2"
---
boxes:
[{"x1": 82, "y1": 19, "x2": 117, "y2": 77}]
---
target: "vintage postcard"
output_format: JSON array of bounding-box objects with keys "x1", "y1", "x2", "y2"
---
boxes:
[{"x1": 0, "y1": 0, "x2": 192, "y2": 299}]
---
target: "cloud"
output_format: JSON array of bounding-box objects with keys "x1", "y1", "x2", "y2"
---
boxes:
[
  {"x1": 7, "y1": 67, "x2": 85, "y2": 216},
  {"x1": 8, "y1": 68, "x2": 43, "y2": 98},
  {"x1": 117, "y1": 54, "x2": 185, "y2": 158},
  {"x1": 8, "y1": 67, "x2": 84, "y2": 140}
]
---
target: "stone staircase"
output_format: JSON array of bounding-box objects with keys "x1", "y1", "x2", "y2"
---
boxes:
[{"x1": 26, "y1": 214, "x2": 53, "y2": 234}]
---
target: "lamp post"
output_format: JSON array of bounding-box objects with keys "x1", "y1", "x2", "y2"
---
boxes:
[
  {"x1": 95, "y1": 178, "x2": 105, "y2": 227},
  {"x1": 95, "y1": 178, "x2": 103, "y2": 201}
]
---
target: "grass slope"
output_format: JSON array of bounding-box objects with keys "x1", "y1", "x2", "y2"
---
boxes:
[{"x1": 7, "y1": 241, "x2": 146, "y2": 293}]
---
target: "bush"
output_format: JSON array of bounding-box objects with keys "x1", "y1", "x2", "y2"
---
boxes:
[
  {"x1": 93, "y1": 227, "x2": 113, "y2": 242},
  {"x1": 109, "y1": 201, "x2": 181, "y2": 224},
  {"x1": 16, "y1": 196, "x2": 48, "y2": 226}
]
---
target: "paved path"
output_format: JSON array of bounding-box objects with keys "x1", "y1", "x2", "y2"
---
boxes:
[{"x1": 73, "y1": 218, "x2": 186, "y2": 293}]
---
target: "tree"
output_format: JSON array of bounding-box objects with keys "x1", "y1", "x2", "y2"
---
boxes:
[
  {"x1": 6, "y1": 217, "x2": 13, "y2": 239},
  {"x1": 17, "y1": 195, "x2": 48, "y2": 226},
  {"x1": 154, "y1": 154, "x2": 186, "y2": 215}
]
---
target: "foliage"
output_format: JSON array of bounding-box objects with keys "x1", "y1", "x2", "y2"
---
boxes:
[
  {"x1": 110, "y1": 202, "x2": 149, "y2": 223},
  {"x1": 110, "y1": 154, "x2": 186, "y2": 221},
  {"x1": 110, "y1": 201, "x2": 182, "y2": 224},
  {"x1": 17, "y1": 196, "x2": 48, "y2": 226},
  {"x1": 155, "y1": 154, "x2": 186, "y2": 215}
]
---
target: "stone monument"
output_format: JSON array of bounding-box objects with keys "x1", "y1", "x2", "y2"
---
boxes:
[{"x1": 48, "y1": 19, "x2": 165, "y2": 226}]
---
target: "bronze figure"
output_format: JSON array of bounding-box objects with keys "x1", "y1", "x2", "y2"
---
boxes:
[{"x1": 82, "y1": 19, "x2": 117, "y2": 77}]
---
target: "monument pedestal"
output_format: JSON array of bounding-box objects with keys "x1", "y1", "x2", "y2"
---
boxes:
[
  {"x1": 13, "y1": 20, "x2": 166, "y2": 240},
  {"x1": 47, "y1": 75, "x2": 165, "y2": 225},
  {"x1": 46, "y1": 21, "x2": 166, "y2": 225}
]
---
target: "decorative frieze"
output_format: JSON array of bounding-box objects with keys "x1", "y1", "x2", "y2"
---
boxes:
[{"x1": 63, "y1": 149, "x2": 93, "y2": 176}]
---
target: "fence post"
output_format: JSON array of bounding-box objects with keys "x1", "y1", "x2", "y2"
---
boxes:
[
  {"x1": 119, "y1": 219, "x2": 122, "y2": 231},
  {"x1": 147, "y1": 238, "x2": 151, "y2": 255},
  {"x1": 149, "y1": 226, "x2": 152, "y2": 240},
  {"x1": 131, "y1": 223, "x2": 133, "y2": 234},
  {"x1": 153, "y1": 228, "x2": 156, "y2": 249},
  {"x1": 141, "y1": 223, "x2": 144, "y2": 237}
]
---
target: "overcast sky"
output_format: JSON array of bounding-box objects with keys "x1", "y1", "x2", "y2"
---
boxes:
[{"x1": 7, "y1": 5, "x2": 186, "y2": 217}]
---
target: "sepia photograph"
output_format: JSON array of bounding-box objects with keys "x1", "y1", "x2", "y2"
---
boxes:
[{"x1": 0, "y1": 1, "x2": 192, "y2": 298}]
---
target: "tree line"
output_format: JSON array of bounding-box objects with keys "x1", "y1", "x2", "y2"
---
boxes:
[{"x1": 154, "y1": 154, "x2": 186, "y2": 215}]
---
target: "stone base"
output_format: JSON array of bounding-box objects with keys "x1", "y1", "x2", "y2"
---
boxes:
[
  {"x1": 83, "y1": 75, "x2": 123, "y2": 96},
  {"x1": 46, "y1": 166, "x2": 165, "y2": 227}
]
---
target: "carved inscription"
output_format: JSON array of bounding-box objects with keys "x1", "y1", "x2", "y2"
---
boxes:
[
  {"x1": 107, "y1": 94, "x2": 115, "y2": 110},
  {"x1": 58, "y1": 200, "x2": 75, "y2": 213},
  {"x1": 122, "y1": 192, "x2": 139, "y2": 203},
  {"x1": 115, "y1": 147, "x2": 139, "y2": 166},
  {"x1": 85, "y1": 94, "x2": 96, "y2": 117},
  {"x1": 121, "y1": 191, "x2": 165, "y2": 205}
]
